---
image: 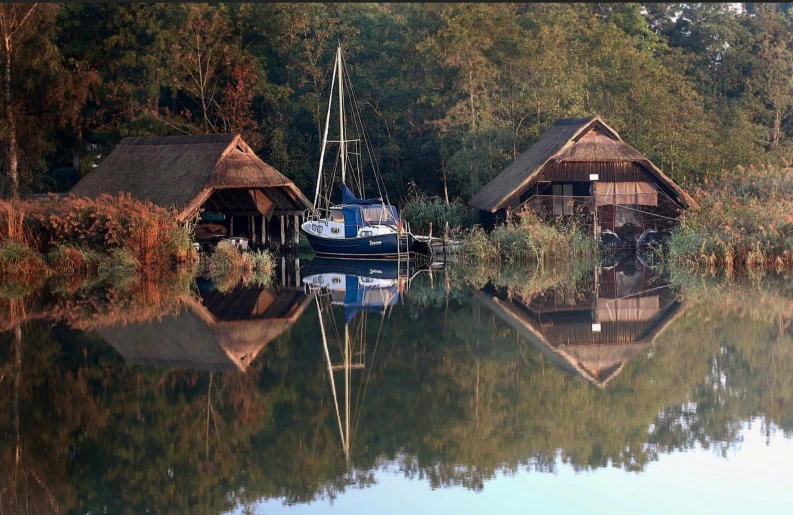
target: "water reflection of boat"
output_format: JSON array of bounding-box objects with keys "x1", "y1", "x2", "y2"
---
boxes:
[
  {"x1": 475, "y1": 257, "x2": 683, "y2": 388},
  {"x1": 96, "y1": 283, "x2": 313, "y2": 372},
  {"x1": 303, "y1": 257, "x2": 403, "y2": 465}
]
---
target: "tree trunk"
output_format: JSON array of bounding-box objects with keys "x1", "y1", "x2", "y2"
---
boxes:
[
  {"x1": 770, "y1": 108, "x2": 781, "y2": 151},
  {"x1": 442, "y1": 166, "x2": 449, "y2": 206},
  {"x1": 4, "y1": 35, "x2": 19, "y2": 198}
]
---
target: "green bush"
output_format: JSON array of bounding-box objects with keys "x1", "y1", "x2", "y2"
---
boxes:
[
  {"x1": 402, "y1": 194, "x2": 470, "y2": 234},
  {"x1": 461, "y1": 210, "x2": 597, "y2": 266}
]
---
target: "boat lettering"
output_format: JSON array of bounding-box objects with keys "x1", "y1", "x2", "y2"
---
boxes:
[
  {"x1": 369, "y1": 269, "x2": 383, "y2": 274},
  {"x1": 369, "y1": 240, "x2": 382, "y2": 246}
]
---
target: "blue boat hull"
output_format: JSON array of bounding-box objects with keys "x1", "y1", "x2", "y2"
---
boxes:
[
  {"x1": 306, "y1": 256, "x2": 408, "y2": 279},
  {"x1": 304, "y1": 231, "x2": 413, "y2": 258}
]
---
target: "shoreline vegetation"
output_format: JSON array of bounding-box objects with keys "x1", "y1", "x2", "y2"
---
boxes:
[
  {"x1": 0, "y1": 194, "x2": 276, "y2": 296},
  {"x1": 459, "y1": 210, "x2": 598, "y2": 267},
  {"x1": 666, "y1": 163, "x2": 793, "y2": 273},
  {"x1": 0, "y1": 194, "x2": 197, "y2": 294}
]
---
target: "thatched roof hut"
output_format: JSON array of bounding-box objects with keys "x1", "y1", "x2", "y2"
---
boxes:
[
  {"x1": 469, "y1": 116, "x2": 697, "y2": 215},
  {"x1": 71, "y1": 134, "x2": 311, "y2": 222},
  {"x1": 96, "y1": 286, "x2": 313, "y2": 372}
]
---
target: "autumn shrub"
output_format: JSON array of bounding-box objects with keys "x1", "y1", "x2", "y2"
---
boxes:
[
  {"x1": 668, "y1": 163, "x2": 793, "y2": 271},
  {"x1": 461, "y1": 210, "x2": 597, "y2": 266},
  {"x1": 0, "y1": 241, "x2": 50, "y2": 296},
  {"x1": 0, "y1": 200, "x2": 25, "y2": 243},
  {"x1": 402, "y1": 193, "x2": 470, "y2": 234},
  {"x1": 46, "y1": 244, "x2": 89, "y2": 277},
  {"x1": 15, "y1": 193, "x2": 196, "y2": 268}
]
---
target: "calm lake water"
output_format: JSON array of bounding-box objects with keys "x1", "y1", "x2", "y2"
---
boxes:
[{"x1": 2, "y1": 255, "x2": 793, "y2": 514}]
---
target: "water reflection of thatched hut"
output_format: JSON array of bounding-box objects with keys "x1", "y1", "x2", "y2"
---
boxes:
[
  {"x1": 97, "y1": 285, "x2": 312, "y2": 372},
  {"x1": 469, "y1": 116, "x2": 698, "y2": 244},
  {"x1": 474, "y1": 261, "x2": 682, "y2": 388},
  {"x1": 71, "y1": 134, "x2": 311, "y2": 246}
]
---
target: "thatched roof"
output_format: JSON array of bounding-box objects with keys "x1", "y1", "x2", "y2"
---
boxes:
[
  {"x1": 71, "y1": 134, "x2": 311, "y2": 221},
  {"x1": 97, "y1": 286, "x2": 313, "y2": 372},
  {"x1": 469, "y1": 116, "x2": 697, "y2": 212}
]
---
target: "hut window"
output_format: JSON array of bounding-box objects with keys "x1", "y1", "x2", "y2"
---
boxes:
[
  {"x1": 236, "y1": 144, "x2": 245, "y2": 153},
  {"x1": 552, "y1": 184, "x2": 574, "y2": 216}
]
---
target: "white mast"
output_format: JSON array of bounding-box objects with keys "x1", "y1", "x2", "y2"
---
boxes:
[
  {"x1": 337, "y1": 46, "x2": 347, "y2": 187},
  {"x1": 313, "y1": 54, "x2": 338, "y2": 210}
]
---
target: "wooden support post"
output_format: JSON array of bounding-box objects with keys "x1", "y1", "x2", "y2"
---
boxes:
[
  {"x1": 250, "y1": 216, "x2": 256, "y2": 245},
  {"x1": 294, "y1": 257, "x2": 300, "y2": 286},
  {"x1": 280, "y1": 215, "x2": 285, "y2": 246},
  {"x1": 262, "y1": 216, "x2": 267, "y2": 247},
  {"x1": 293, "y1": 215, "x2": 300, "y2": 245},
  {"x1": 281, "y1": 256, "x2": 286, "y2": 286},
  {"x1": 444, "y1": 221, "x2": 450, "y2": 256},
  {"x1": 230, "y1": 216, "x2": 234, "y2": 237}
]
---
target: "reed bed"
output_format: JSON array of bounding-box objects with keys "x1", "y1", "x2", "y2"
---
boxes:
[
  {"x1": 0, "y1": 194, "x2": 198, "y2": 292},
  {"x1": 199, "y1": 241, "x2": 275, "y2": 293},
  {"x1": 460, "y1": 210, "x2": 597, "y2": 267},
  {"x1": 667, "y1": 163, "x2": 793, "y2": 272}
]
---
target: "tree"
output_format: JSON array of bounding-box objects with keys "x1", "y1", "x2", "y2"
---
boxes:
[{"x1": 0, "y1": 3, "x2": 40, "y2": 198}]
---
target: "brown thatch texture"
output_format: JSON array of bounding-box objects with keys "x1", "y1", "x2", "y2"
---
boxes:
[
  {"x1": 71, "y1": 134, "x2": 310, "y2": 220},
  {"x1": 553, "y1": 128, "x2": 645, "y2": 162},
  {"x1": 468, "y1": 116, "x2": 697, "y2": 212}
]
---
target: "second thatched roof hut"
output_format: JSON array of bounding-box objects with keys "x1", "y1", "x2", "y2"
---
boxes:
[{"x1": 469, "y1": 116, "x2": 697, "y2": 242}]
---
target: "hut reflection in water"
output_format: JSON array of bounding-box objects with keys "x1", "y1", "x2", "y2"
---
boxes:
[
  {"x1": 97, "y1": 281, "x2": 313, "y2": 372},
  {"x1": 475, "y1": 257, "x2": 683, "y2": 388}
]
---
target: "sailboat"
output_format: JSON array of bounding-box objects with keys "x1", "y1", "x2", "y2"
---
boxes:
[{"x1": 301, "y1": 46, "x2": 415, "y2": 259}]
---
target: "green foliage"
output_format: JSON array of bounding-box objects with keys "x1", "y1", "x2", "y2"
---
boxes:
[
  {"x1": 461, "y1": 211, "x2": 597, "y2": 266},
  {"x1": 4, "y1": 3, "x2": 793, "y2": 205},
  {"x1": 205, "y1": 242, "x2": 275, "y2": 292},
  {"x1": 667, "y1": 163, "x2": 793, "y2": 271},
  {"x1": 401, "y1": 193, "x2": 470, "y2": 234},
  {"x1": 97, "y1": 248, "x2": 139, "y2": 289}
]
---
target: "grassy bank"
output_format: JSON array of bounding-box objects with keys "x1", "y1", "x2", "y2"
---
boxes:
[
  {"x1": 0, "y1": 194, "x2": 197, "y2": 292},
  {"x1": 460, "y1": 211, "x2": 598, "y2": 267},
  {"x1": 667, "y1": 164, "x2": 793, "y2": 272}
]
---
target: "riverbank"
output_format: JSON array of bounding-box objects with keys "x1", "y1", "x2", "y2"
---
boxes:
[
  {"x1": 0, "y1": 194, "x2": 196, "y2": 292},
  {"x1": 666, "y1": 163, "x2": 793, "y2": 273},
  {"x1": 459, "y1": 210, "x2": 598, "y2": 266}
]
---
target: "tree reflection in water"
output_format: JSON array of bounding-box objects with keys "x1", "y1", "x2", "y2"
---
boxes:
[{"x1": 1, "y1": 257, "x2": 793, "y2": 513}]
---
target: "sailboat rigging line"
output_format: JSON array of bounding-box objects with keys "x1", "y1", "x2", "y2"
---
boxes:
[
  {"x1": 340, "y1": 55, "x2": 390, "y2": 208},
  {"x1": 351, "y1": 289, "x2": 394, "y2": 448},
  {"x1": 314, "y1": 54, "x2": 339, "y2": 210},
  {"x1": 316, "y1": 295, "x2": 347, "y2": 454},
  {"x1": 338, "y1": 47, "x2": 347, "y2": 187}
]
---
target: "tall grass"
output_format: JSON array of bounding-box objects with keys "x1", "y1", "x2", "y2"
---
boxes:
[
  {"x1": 0, "y1": 194, "x2": 198, "y2": 292},
  {"x1": 0, "y1": 193, "x2": 197, "y2": 267},
  {"x1": 201, "y1": 241, "x2": 275, "y2": 293},
  {"x1": 667, "y1": 163, "x2": 793, "y2": 272},
  {"x1": 460, "y1": 210, "x2": 597, "y2": 267},
  {"x1": 402, "y1": 194, "x2": 470, "y2": 235}
]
